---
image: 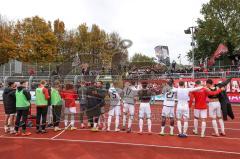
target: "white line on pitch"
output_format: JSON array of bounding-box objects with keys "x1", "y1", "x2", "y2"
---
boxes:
[
  {"x1": 53, "y1": 138, "x2": 240, "y2": 155},
  {"x1": 1, "y1": 127, "x2": 240, "y2": 141},
  {"x1": 38, "y1": 127, "x2": 240, "y2": 141},
  {"x1": 0, "y1": 135, "x2": 240, "y2": 155},
  {"x1": 50, "y1": 125, "x2": 70, "y2": 139}
]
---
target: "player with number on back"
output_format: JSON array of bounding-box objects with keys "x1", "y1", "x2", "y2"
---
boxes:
[
  {"x1": 160, "y1": 79, "x2": 176, "y2": 136},
  {"x1": 122, "y1": 81, "x2": 139, "y2": 133},
  {"x1": 107, "y1": 81, "x2": 123, "y2": 132}
]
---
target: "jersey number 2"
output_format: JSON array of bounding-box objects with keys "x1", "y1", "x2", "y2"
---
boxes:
[{"x1": 166, "y1": 92, "x2": 174, "y2": 98}]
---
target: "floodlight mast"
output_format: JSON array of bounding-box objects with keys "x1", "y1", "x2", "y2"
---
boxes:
[{"x1": 184, "y1": 26, "x2": 197, "y2": 79}]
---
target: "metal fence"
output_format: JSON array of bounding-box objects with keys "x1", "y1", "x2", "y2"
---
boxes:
[
  {"x1": 124, "y1": 71, "x2": 240, "y2": 80},
  {"x1": 0, "y1": 71, "x2": 240, "y2": 89},
  {"x1": 0, "y1": 60, "x2": 239, "y2": 77},
  {"x1": 0, "y1": 61, "x2": 85, "y2": 77}
]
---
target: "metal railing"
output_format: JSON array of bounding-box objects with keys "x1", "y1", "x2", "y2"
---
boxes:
[
  {"x1": 125, "y1": 71, "x2": 240, "y2": 80},
  {"x1": 1, "y1": 71, "x2": 240, "y2": 88},
  {"x1": 1, "y1": 75, "x2": 120, "y2": 89}
]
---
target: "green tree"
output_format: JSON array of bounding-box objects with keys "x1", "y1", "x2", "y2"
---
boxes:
[
  {"x1": 89, "y1": 24, "x2": 107, "y2": 67},
  {"x1": 62, "y1": 30, "x2": 77, "y2": 61},
  {"x1": 0, "y1": 15, "x2": 130, "y2": 72},
  {"x1": 53, "y1": 19, "x2": 65, "y2": 59},
  {"x1": 76, "y1": 23, "x2": 107, "y2": 66},
  {"x1": 104, "y1": 32, "x2": 129, "y2": 73},
  {"x1": 0, "y1": 15, "x2": 16, "y2": 65},
  {"x1": 130, "y1": 53, "x2": 156, "y2": 68},
  {"x1": 13, "y1": 16, "x2": 57, "y2": 63},
  {"x1": 188, "y1": 0, "x2": 240, "y2": 63},
  {"x1": 75, "y1": 23, "x2": 91, "y2": 63}
]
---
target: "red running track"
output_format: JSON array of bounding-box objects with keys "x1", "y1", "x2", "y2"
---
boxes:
[{"x1": 0, "y1": 104, "x2": 240, "y2": 159}]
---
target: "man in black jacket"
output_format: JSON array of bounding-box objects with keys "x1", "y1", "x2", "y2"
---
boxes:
[
  {"x1": 87, "y1": 82, "x2": 106, "y2": 131},
  {"x1": 86, "y1": 82, "x2": 99, "y2": 128},
  {"x1": 3, "y1": 82, "x2": 17, "y2": 134},
  {"x1": 95, "y1": 81, "x2": 107, "y2": 130},
  {"x1": 215, "y1": 78, "x2": 234, "y2": 121}
]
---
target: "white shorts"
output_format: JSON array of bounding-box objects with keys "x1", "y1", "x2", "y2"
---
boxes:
[
  {"x1": 139, "y1": 103, "x2": 151, "y2": 119},
  {"x1": 108, "y1": 105, "x2": 121, "y2": 116},
  {"x1": 100, "y1": 107, "x2": 105, "y2": 114},
  {"x1": 47, "y1": 105, "x2": 53, "y2": 117},
  {"x1": 123, "y1": 103, "x2": 135, "y2": 116},
  {"x1": 176, "y1": 102, "x2": 189, "y2": 119},
  {"x1": 5, "y1": 113, "x2": 16, "y2": 116},
  {"x1": 162, "y1": 106, "x2": 175, "y2": 118},
  {"x1": 194, "y1": 109, "x2": 207, "y2": 119},
  {"x1": 208, "y1": 102, "x2": 222, "y2": 118},
  {"x1": 64, "y1": 107, "x2": 77, "y2": 114}
]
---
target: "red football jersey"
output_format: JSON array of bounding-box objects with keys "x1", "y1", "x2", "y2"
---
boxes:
[
  {"x1": 61, "y1": 90, "x2": 78, "y2": 107},
  {"x1": 190, "y1": 87, "x2": 221, "y2": 109}
]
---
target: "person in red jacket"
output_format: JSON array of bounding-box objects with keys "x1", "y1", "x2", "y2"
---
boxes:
[
  {"x1": 61, "y1": 83, "x2": 78, "y2": 130},
  {"x1": 189, "y1": 80, "x2": 222, "y2": 137}
]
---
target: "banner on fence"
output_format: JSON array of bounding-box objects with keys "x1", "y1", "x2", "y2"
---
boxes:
[
  {"x1": 173, "y1": 78, "x2": 240, "y2": 93},
  {"x1": 127, "y1": 78, "x2": 240, "y2": 103},
  {"x1": 227, "y1": 92, "x2": 240, "y2": 103}
]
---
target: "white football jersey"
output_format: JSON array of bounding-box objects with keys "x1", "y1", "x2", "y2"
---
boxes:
[
  {"x1": 109, "y1": 87, "x2": 122, "y2": 106},
  {"x1": 123, "y1": 86, "x2": 139, "y2": 105},
  {"x1": 162, "y1": 86, "x2": 176, "y2": 107},
  {"x1": 172, "y1": 87, "x2": 202, "y2": 109}
]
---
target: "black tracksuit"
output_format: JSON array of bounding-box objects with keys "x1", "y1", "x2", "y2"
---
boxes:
[
  {"x1": 86, "y1": 86, "x2": 101, "y2": 126},
  {"x1": 3, "y1": 87, "x2": 16, "y2": 114},
  {"x1": 216, "y1": 78, "x2": 234, "y2": 121}
]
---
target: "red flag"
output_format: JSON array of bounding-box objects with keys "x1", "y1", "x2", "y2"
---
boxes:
[
  {"x1": 207, "y1": 57, "x2": 215, "y2": 66},
  {"x1": 208, "y1": 44, "x2": 228, "y2": 66}
]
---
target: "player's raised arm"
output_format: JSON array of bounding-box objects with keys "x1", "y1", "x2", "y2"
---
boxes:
[
  {"x1": 204, "y1": 87, "x2": 222, "y2": 96},
  {"x1": 172, "y1": 87, "x2": 178, "y2": 93},
  {"x1": 188, "y1": 86, "x2": 203, "y2": 92},
  {"x1": 216, "y1": 77, "x2": 232, "y2": 88}
]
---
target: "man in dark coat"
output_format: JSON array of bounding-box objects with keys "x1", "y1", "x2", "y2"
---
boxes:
[
  {"x1": 3, "y1": 82, "x2": 17, "y2": 134},
  {"x1": 215, "y1": 78, "x2": 234, "y2": 121},
  {"x1": 86, "y1": 82, "x2": 100, "y2": 129},
  {"x1": 95, "y1": 81, "x2": 107, "y2": 130}
]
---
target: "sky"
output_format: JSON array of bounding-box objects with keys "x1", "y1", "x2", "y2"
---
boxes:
[{"x1": 0, "y1": 0, "x2": 209, "y2": 64}]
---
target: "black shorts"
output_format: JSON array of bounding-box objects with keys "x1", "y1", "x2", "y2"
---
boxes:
[{"x1": 4, "y1": 106, "x2": 16, "y2": 115}]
